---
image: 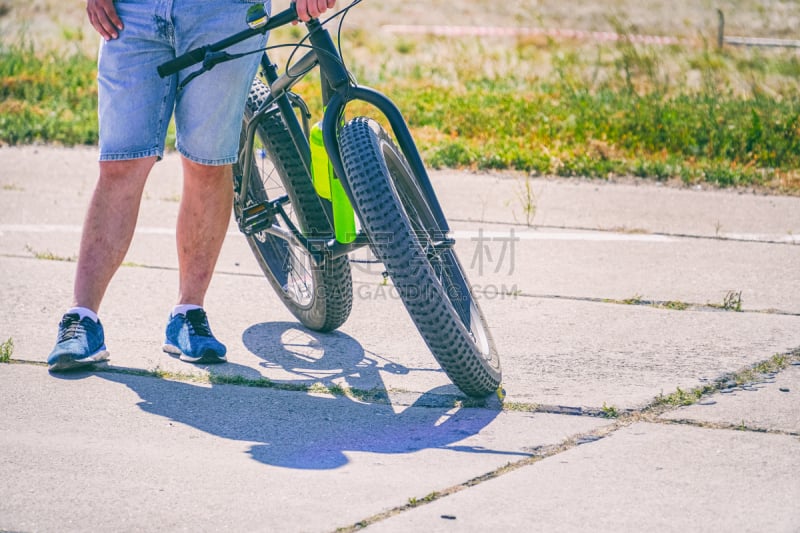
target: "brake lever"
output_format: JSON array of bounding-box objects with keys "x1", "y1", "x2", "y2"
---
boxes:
[
  {"x1": 178, "y1": 68, "x2": 205, "y2": 90},
  {"x1": 178, "y1": 50, "x2": 234, "y2": 90}
]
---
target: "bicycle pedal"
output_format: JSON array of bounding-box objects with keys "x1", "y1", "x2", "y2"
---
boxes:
[{"x1": 239, "y1": 203, "x2": 274, "y2": 234}]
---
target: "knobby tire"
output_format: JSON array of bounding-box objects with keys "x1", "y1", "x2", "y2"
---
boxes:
[{"x1": 338, "y1": 117, "x2": 501, "y2": 397}]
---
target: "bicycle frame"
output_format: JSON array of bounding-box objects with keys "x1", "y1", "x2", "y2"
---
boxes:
[{"x1": 236, "y1": 13, "x2": 451, "y2": 264}]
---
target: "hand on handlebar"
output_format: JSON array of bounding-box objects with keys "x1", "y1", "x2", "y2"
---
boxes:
[
  {"x1": 293, "y1": 0, "x2": 337, "y2": 23},
  {"x1": 86, "y1": 0, "x2": 124, "y2": 41}
]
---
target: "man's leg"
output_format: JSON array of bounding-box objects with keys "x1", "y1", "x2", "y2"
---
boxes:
[
  {"x1": 161, "y1": 157, "x2": 232, "y2": 364},
  {"x1": 48, "y1": 157, "x2": 154, "y2": 371},
  {"x1": 73, "y1": 158, "x2": 155, "y2": 311},
  {"x1": 164, "y1": 0, "x2": 268, "y2": 364},
  {"x1": 175, "y1": 157, "x2": 233, "y2": 306}
]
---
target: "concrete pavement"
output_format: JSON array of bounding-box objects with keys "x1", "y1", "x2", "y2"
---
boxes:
[{"x1": 1, "y1": 145, "x2": 798, "y2": 531}]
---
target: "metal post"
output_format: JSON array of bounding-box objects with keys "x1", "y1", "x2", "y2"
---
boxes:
[{"x1": 717, "y1": 9, "x2": 725, "y2": 49}]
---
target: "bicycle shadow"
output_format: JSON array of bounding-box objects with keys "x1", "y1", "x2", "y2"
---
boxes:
[
  {"x1": 241, "y1": 321, "x2": 415, "y2": 394},
  {"x1": 69, "y1": 322, "x2": 509, "y2": 470}
]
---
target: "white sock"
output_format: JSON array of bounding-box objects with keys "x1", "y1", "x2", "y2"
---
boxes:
[
  {"x1": 67, "y1": 306, "x2": 99, "y2": 323},
  {"x1": 171, "y1": 304, "x2": 202, "y2": 318}
]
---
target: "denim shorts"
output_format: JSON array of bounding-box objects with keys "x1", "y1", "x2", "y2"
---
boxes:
[{"x1": 97, "y1": 0, "x2": 270, "y2": 165}]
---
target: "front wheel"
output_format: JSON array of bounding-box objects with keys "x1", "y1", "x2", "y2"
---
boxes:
[{"x1": 339, "y1": 117, "x2": 501, "y2": 397}]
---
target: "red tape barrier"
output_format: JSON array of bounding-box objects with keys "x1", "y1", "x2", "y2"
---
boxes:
[{"x1": 382, "y1": 24, "x2": 686, "y2": 46}]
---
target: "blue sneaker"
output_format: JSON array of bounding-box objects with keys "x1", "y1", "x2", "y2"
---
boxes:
[
  {"x1": 163, "y1": 309, "x2": 227, "y2": 364},
  {"x1": 48, "y1": 313, "x2": 109, "y2": 372}
]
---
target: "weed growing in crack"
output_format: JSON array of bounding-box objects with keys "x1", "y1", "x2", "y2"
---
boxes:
[
  {"x1": 0, "y1": 338, "x2": 13, "y2": 363},
  {"x1": 24, "y1": 244, "x2": 75, "y2": 262},
  {"x1": 723, "y1": 290, "x2": 743, "y2": 311},
  {"x1": 707, "y1": 290, "x2": 743, "y2": 312},
  {"x1": 658, "y1": 300, "x2": 690, "y2": 311},
  {"x1": 655, "y1": 385, "x2": 710, "y2": 407},
  {"x1": 408, "y1": 492, "x2": 439, "y2": 507},
  {"x1": 601, "y1": 402, "x2": 619, "y2": 418},
  {"x1": 622, "y1": 294, "x2": 644, "y2": 305},
  {"x1": 515, "y1": 175, "x2": 537, "y2": 227}
]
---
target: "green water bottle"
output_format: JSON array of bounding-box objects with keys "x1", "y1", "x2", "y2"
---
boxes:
[{"x1": 309, "y1": 121, "x2": 356, "y2": 244}]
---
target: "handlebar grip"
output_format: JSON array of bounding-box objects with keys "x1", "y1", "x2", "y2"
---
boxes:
[{"x1": 157, "y1": 47, "x2": 208, "y2": 78}]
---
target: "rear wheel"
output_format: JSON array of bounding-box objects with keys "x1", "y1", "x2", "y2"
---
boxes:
[
  {"x1": 339, "y1": 117, "x2": 501, "y2": 397},
  {"x1": 232, "y1": 78, "x2": 352, "y2": 332}
]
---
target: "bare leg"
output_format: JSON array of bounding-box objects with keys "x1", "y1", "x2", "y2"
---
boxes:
[
  {"x1": 73, "y1": 157, "x2": 156, "y2": 312},
  {"x1": 175, "y1": 157, "x2": 233, "y2": 306}
]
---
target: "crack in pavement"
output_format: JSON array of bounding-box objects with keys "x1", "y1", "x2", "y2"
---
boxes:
[
  {"x1": 448, "y1": 218, "x2": 800, "y2": 246},
  {"x1": 5, "y1": 252, "x2": 796, "y2": 316}
]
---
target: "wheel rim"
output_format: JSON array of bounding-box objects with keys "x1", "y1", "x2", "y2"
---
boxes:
[{"x1": 238, "y1": 141, "x2": 317, "y2": 309}]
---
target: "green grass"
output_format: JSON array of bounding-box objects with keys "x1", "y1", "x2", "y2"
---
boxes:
[
  {"x1": 2, "y1": 30, "x2": 800, "y2": 194},
  {"x1": 0, "y1": 41, "x2": 97, "y2": 145},
  {"x1": 392, "y1": 79, "x2": 799, "y2": 191}
]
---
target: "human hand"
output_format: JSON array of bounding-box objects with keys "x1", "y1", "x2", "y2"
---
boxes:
[
  {"x1": 86, "y1": 0, "x2": 124, "y2": 41},
  {"x1": 294, "y1": 0, "x2": 337, "y2": 23}
]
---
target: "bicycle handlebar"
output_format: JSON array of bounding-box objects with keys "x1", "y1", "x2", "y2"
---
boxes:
[{"x1": 157, "y1": 4, "x2": 299, "y2": 78}]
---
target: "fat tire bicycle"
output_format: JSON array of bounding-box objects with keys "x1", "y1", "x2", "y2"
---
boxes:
[{"x1": 158, "y1": 1, "x2": 501, "y2": 397}]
